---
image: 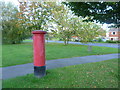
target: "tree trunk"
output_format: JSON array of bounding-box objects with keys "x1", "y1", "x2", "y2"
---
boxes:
[
  {"x1": 12, "y1": 41, "x2": 15, "y2": 44},
  {"x1": 67, "y1": 40, "x2": 69, "y2": 44},
  {"x1": 47, "y1": 39, "x2": 48, "y2": 43},
  {"x1": 88, "y1": 45, "x2": 92, "y2": 52},
  {"x1": 66, "y1": 37, "x2": 70, "y2": 45},
  {"x1": 64, "y1": 40, "x2": 67, "y2": 45}
]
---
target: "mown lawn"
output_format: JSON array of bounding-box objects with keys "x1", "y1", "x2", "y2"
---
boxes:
[
  {"x1": 2, "y1": 42, "x2": 119, "y2": 67},
  {"x1": 3, "y1": 58, "x2": 118, "y2": 88}
]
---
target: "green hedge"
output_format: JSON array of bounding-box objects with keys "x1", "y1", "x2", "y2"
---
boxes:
[{"x1": 106, "y1": 40, "x2": 120, "y2": 43}]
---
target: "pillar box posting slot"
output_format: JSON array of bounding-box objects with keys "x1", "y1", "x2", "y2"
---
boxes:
[{"x1": 32, "y1": 30, "x2": 47, "y2": 78}]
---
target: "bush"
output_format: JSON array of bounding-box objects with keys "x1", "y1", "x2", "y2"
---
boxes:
[
  {"x1": 75, "y1": 40, "x2": 79, "y2": 42},
  {"x1": 106, "y1": 40, "x2": 120, "y2": 43},
  {"x1": 117, "y1": 41, "x2": 120, "y2": 43},
  {"x1": 97, "y1": 38, "x2": 103, "y2": 42}
]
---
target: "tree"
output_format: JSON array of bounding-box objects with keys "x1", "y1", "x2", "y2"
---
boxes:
[
  {"x1": 48, "y1": 2, "x2": 75, "y2": 45},
  {"x1": 2, "y1": 2, "x2": 28, "y2": 44},
  {"x1": 76, "y1": 22, "x2": 103, "y2": 42},
  {"x1": 71, "y1": 16, "x2": 105, "y2": 51},
  {"x1": 45, "y1": 2, "x2": 105, "y2": 46},
  {"x1": 18, "y1": 2, "x2": 74, "y2": 45},
  {"x1": 17, "y1": 1, "x2": 52, "y2": 32},
  {"x1": 64, "y1": 2, "x2": 120, "y2": 27}
]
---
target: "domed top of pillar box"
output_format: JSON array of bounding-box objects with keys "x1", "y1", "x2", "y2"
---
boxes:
[{"x1": 32, "y1": 30, "x2": 47, "y2": 34}]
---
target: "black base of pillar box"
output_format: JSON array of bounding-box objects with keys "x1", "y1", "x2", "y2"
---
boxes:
[{"x1": 34, "y1": 66, "x2": 46, "y2": 78}]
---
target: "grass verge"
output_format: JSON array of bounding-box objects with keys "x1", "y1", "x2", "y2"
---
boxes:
[
  {"x1": 2, "y1": 42, "x2": 119, "y2": 67},
  {"x1": 3, "y1": 58, "x2": 118, "y2": 88}
]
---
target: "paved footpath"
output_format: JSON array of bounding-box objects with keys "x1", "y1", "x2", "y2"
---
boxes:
[
  {"x1": 1, "y1": 53, "x2": 119, "y2": 80},
  {"x1": 47, "y1": 40, "x2": 120, "y2": 48}
]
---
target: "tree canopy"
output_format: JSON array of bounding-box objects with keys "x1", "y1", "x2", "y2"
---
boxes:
[
  {"x1": 64, "y1": 2, "x2": 120, "y2": 27},
  {"x1": 2, "y1": 1, "x2": 106, "y2": 44},
  {"x1": 2, "y1": 2, "x2": 28, "y2": 44}
]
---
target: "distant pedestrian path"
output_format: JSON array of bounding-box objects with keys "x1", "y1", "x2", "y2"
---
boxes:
[
  {"x1": 23, "y1": 40, "x2": 119, "y2": 48},
  {"x1": 47, "y1": 40, "x2": 119, "y2": 48},
  {"x1": 1, "y1": 53, "x2": 119, "y2": 80}
]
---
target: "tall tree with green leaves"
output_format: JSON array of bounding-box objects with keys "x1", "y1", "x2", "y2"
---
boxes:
[
  {"x1": 70, "y1": 16, "x2": 105, "y2": 51},
  {"x1": 2, "y1": 2, "x2": 28, "y2": 44},
  {"x1": 17, "y1": 1, "x2": 52, "y2": 32},
  {"x1": 64, "y1": 2, "x2": 120, "y2": 28},
  {"x1": 46, "y1": 2, "x2": 105, "y2": 45},
  {"x1": 48, "y1": 2, "x2": 76, "y2": 45}
]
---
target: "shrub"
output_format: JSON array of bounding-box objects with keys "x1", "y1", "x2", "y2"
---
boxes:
[
  {"x1": 106, "y1": 40, "x2": 120, "y2": 43},
  {"x1": 97, "y1": 38, "x2": 103, "y2": 42}
]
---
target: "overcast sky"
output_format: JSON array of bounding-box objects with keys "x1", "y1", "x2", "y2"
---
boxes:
[{"x1": 1, "y1": 0, "x2": 19, "y2": 6}]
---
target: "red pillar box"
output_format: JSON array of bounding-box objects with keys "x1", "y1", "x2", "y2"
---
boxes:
[{"x1": 32, "y1": 30, "x2": 47, "y2": 78}]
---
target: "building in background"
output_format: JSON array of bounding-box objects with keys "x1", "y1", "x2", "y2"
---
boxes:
[{"x1": 108, "y1": 28, "x2": 120, "y2": 41}]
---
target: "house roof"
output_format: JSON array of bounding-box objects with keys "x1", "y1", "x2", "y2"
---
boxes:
[{"x1": 109, "y1": 28, "x2": 120, "y2": 32}]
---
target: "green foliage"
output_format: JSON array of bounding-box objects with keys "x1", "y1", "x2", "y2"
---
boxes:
[
  {"x1": 2, "y1": 2, "x2": 29, "y2": 44},
  {"x1": 97, "y1": 38, "x2": 104, "y2": 42},
  {"x1": 2, "y1": 20, "x2": 27, "y2": 44},
  {"x1": 48, "y1": 2, "x2": 105, "y2": 45},
  {"x1": 2, "y1": 2, "x2": 106, "y2": 44},
  {"x1": 72, "y1": 17, "x2": 104, "y2": 43},
  {"x1": 65, "y1": 2, "x2": 120, "y2": 28},
  {"x1": 106, "y1": 40, "x2": 120, "y2": 43},
  {"x1": 3, "y1": 59, "x2": 118, "y2": 88},
  {"x1": 18, "y1": 2, "x2": 52, "y2": 31},
  {"x1": 2, "y1": 1, "x2": 55, "y2": 44},
  {"x1": 49, "y1": 2, "x2": 75, "y2": 45}
]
